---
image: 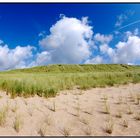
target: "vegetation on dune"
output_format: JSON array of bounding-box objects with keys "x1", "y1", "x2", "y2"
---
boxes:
[
  {"x1": 0, "y1": 106, "x2": 8, "y2": 126},
  {"x1": 6, "y1": 64, "x2": 140, "y2": 73},
  {"x1": 0, "y1": 64, "x2": 140, "y2": 98},
  {"x1": 13, "y1": 115, "x2": 23, "y2": 132}
]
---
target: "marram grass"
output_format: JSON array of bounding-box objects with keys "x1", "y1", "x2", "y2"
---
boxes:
[{"x1": 0, "y1": 64, "x2": 140, "y2": 98}]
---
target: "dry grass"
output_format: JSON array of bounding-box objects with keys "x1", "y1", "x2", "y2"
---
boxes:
[
  {"x1": 48, "y1": 101, "x2": 56, "y2": 112},
  {"x1": 5, "y1": 101, "x2": 10, "y2": 112},
  {"x1": 28, "y1": 108, "x2": 33, "y2": 116},
  {"x1": 13, "y1": 115, "x2": 23, "y2": 132},
  {"x1": 104, "y1": 119, "x2": 114, "y2": 134},
  {"x1": 115, "y1": 110, "x2": 122, "y2": 118},
  {"x1": 38, "y1": 128, "x2": 46, "y2": 136},
  {"x1": 83, "y1": 126, "x2": 92, "y2": 136},
  {"x1": 59, "y1": 126, "x2": 71, "y2": 136},
  {"x1": 73, "y1": 101, "x2": 80, "y2": 117},
  {"x1": 117, "y1": 96, "x2": 122, "y2": 104},
  {"x1": 122, "y1": 119, "x2": 128, "y2": 128},
  {"x1": 101, "y1": 95, "x2": 108, "y2": 101},
  {"x1": 134, "y1": 112, "x2": 140, "y2": 121},
  {"x1": 38, "y1": 123, "x2": 48, "y2": 136},
  {"x1": 11, "y1": 102, "x2": 18, "y2": 113},
  {"x1": 103, "y1": 101, "x2": 110, "y2": 114},
  {"x1": 135, "y1": 94, "x2": 140, "y2": 105},
  {"x1": 127, "y1": 105, "x2": 133, "y2": 115},
  {"x1": 0, "y1": 106, "x2": 8, "y2": 126},
  {"x1": 128, "y1": 93, "x2": 135, "y2": 102},
  {"x1": 78, "y1": 90, "x2": 84, "y2": 95}
]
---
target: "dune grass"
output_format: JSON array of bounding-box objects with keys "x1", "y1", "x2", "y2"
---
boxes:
[
  {"x1": 0, "y1": 64, "x2": 140, "y2": 98},
  {"x1": 105, "y1": 119, "x2": 114, "y2": 134},
  {"x1": 13, "y1": 115, "x2": 23, "y2": 133},
  {"x1": 0, "y1": 106, "x2": 8, "y2": 126}
]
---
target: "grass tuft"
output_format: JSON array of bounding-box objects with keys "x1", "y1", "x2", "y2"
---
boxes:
[
  {"x1": 122, "y1": 119, "x2": 128, "y2": 128},
  {"x1": 13, "y1": 115, "x2": 23, "y2": 133},
  {"x1": 103, "y1": 101, "x2": 110, "y2": 114},
  {"x1": 47, "y1": 101, "x2": 56, "y2": 112},
  {"x1": 134, "y1": 112, "x2": 140, "y2": 121},
  {"x1": 0, "y1": 107, "x2": 8, "y2": 126},
  {"x1": 115, "y1": 110, "x2": 122, "y2": 118},
  {"x1": 83, "y1": 126, "x2": 92, "y2": 136},
  {"x1": 105, "y1": 119, "x2": 114, "y2": 134},
  {"x1": 59, "y1": 127, "x2": 71, "y2": 137},
  {"x1": 127, "y1": 105, "x2": 133, "y2": 115}
]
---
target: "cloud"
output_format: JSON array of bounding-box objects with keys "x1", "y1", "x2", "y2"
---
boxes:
[
  {"x1": 38, "y1": 15, "x2": 93, "y2": 64},
  {"x1": 0, "y1": 43, "x2": 34, "y2": 70},
  {"x1": 94, "y1": 33, "x2": 113, "y2": 44},
  {"x1": 115, "y1": 14, "x2": 128, "y2": 27},
  {"x1": 85, "y1": 55, "x2": 104, "y2": 64},
  {"x1": 85, "y1": 43, "x2": 115, "y2": 64},
  {"x1": 115, "y1": 10, "x2": 134, "y2": 28},
  {"x1": 86, "y1": 33, "x2": 114, "y2": 64},
  {"x1": 0, "y1": 39, "x2": 4, "y2": 45},
  {"x1": 99, "y1": 44, "x2": 115, "y2": 57},
  {"x1": 87, "y1": 33, "x2": 140, "y2": 64},
  {"x1": 112, "y1": 35, "x2": 140, "y2": 64},
  {"x1": 1, "y1": 14, "x2": 140, "y2": 70},
  {"x1": 35, "y1": 51, "x2": 51, "y2": 66},
  {"x1": 134, "y1": 28, "x2": 139, "y2": 36},
  {"x1": 38, "y1": 31, "x2": 46, "y2": 37}
]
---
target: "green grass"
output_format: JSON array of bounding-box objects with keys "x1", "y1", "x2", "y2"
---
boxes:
[{"x1": 0, "y1": 64, "x2": 140, "y2": 98}]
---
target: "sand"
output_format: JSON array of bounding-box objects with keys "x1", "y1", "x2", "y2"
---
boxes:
[{"x1": 0, "y1": 83, "x2": 140, "y2": 136}]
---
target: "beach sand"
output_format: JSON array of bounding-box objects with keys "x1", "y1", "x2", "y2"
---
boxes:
[{"x1": 0, "y1": 83, "x2": 140, "y2": 136}]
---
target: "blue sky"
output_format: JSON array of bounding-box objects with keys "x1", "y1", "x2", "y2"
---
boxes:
[{"x1": 0, "y1": 3, "x2": 140, "y2": 70}]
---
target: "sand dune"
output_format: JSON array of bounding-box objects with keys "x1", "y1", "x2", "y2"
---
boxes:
[{"x1": 0, "y1": 83, "x2": 140, "y2": 136}]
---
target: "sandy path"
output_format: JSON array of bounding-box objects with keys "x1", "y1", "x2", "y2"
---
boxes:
[{"x1": 0, "y1": 83, "x2": 140, "y2": 136}]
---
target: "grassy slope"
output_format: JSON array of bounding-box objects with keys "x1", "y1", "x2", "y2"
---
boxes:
[
  {"x1": 0, "y1": 64, "x2": 140, "y2": 98},
  {"x1": 8, "y1": 64, "x2": 140, "y2": 73}
]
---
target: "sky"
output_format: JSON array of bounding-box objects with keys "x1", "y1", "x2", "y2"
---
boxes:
[{"x1": 0, "y1": 3, "x2": 140, "y2": 70}]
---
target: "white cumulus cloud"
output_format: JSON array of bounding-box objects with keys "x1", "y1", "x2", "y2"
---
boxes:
[
  {"x1": 1, "y1": 14, "x2": 140, "y2": 70},
  {"x1": 38, "y1": 15, "x2": 93, "y2": 64},
  {"x1": 0, "y1": 43, "x2": 34, "y2": 70},
  {"x1": 112, "y1": 35, "x2": 140, "y2": 64}
]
